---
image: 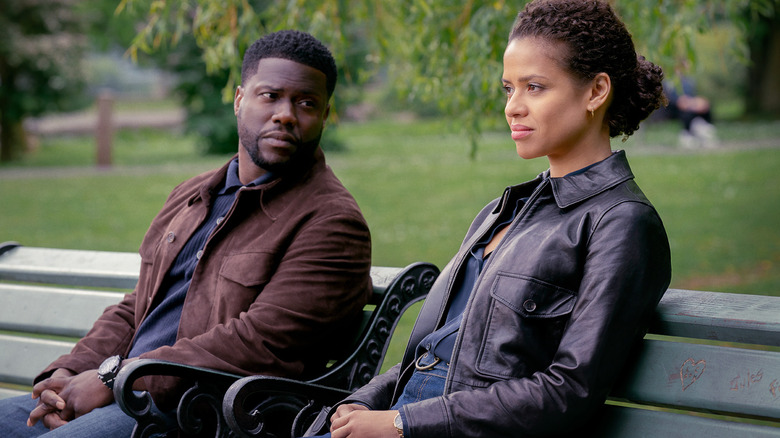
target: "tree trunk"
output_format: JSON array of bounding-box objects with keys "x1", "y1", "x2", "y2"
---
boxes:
[
  {"x1": 0, "y1": 116, "x2": 27, "y2": 162},
  {"x1": 745, "y1": 4, "x2": 780, "y2": 116},
  {"x1": 0, "y1": 62, "x2": 28, "y2": 162}
]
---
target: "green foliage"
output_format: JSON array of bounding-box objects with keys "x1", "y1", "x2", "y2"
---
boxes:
[
  {"x1": 117, "y1": 0, "x2": 375, "y2": 154},
  {"x1": 119, "y1": 0, "x2": 778, "y2": 158},
  {"x1": 0, "y1": 0, "x2": 89, "y2": 160}
]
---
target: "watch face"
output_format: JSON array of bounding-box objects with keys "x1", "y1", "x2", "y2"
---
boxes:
[{"x1": 99, "y1": 355, "x2": 120, "y2": 375}]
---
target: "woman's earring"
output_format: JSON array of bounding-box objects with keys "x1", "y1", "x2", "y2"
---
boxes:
[{"x1": 589, "y1": 108, "x2": 595, "y2": 119}]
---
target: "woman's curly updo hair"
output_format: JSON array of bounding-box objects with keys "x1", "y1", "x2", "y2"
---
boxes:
[{"x1": 510, "y1": 0, "x2": 666, "y2": 138}]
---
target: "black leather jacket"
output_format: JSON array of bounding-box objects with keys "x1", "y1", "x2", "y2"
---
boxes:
[{"x1": 344, "y1": 151, "x2": 671, "y2": 437}]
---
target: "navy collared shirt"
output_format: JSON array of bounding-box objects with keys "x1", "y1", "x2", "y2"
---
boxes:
[
  {"x1": 416, "y1": 195, "x2": 527, "y2": 364},
  {"x1": 128, "y1": 159, "x2": 274, "y2": 357}
]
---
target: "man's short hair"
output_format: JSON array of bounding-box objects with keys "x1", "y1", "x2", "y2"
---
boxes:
[{"x1": 241, "y1": 30, "x2": 338, "y2": 98}]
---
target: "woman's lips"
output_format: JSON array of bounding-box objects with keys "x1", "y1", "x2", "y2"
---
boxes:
[{"x1": 510, "y1": 124, "x2": 533, "y2": 140}]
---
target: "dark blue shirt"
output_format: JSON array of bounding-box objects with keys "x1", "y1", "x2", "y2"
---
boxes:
[
  {"x1": 128, "y1": 159, "x2": 274, "y2": 357},
  {"x1": 416, "y1": 196, "x2": 527, "y2": 363}
]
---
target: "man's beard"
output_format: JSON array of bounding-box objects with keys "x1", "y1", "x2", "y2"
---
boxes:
[{"x1": 240, "y1": 128, "x2": 321, "y2": 175}]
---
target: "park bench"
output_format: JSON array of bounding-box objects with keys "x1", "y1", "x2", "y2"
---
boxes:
[
  {"x1": 223, "y1": 288, "x2": 780, "y2": 436},
  {"x1": 0, "y1": 241, "x2": 439, "y2": 437}
]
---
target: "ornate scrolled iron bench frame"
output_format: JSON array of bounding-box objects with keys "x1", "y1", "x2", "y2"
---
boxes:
[{"x1": 113, "y1": 262, "x2": 439, "y2": 437}]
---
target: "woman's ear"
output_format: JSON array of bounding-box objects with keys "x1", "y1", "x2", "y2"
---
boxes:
[{"x1": 589, "y1": 72, "x2": 611, "y2": 112}]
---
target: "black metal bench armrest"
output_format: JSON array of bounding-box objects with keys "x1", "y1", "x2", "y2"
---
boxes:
[
  {"x1": 222, "y1": 262, "x2": 440, "y2": 437},
  {"x1": 114, "y1": 358, "x2": 241, "y2": 438},
  {"x1": 224, "y1": 375, "x2": 352, "y2": 438},
  {"x1": 310, "y1": 262, "x2": 439, "y2": 391}
]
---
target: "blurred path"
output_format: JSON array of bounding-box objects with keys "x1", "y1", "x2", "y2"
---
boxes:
[{"x1": 25, "y1": 108, "x2": 185, "y2": 136}]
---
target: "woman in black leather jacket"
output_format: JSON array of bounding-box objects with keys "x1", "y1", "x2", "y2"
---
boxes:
[{"x1": 320, "y1": 1, "x2": 671, "y2": 437}]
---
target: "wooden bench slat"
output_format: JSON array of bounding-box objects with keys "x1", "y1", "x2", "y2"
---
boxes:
[
  {"x1": 612, "y1": 338, "x2": 780, "y2": 420},
  {"x1": 0, "y1": 388, "x2": 26, "y2": 400},
  {"x1": 0, "y1": 284, "x2": 124, "y2": 337},
  {"x1": 0, "y1": 245, "x2": 140, "y2": 289},
  {"x1": 595, "y1": 405, "x2": 780, "y2": 437},
  {"x1": 653, "y1": 289, "x2": 780, "y2": 347},
  {"x1": 0, "y1": 335, "x2": 75, "y2": 385}
]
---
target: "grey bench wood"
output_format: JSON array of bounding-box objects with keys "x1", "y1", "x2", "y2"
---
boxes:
[
  {"x1": 223, "y1": 287, "x2": 780, "y2": 437},
  {"x1": 0, "y1": 242, "x2": 139, "y2": 399},
  {"x1": 0, "y1": 242, "x2": 439, "y2": 438}
]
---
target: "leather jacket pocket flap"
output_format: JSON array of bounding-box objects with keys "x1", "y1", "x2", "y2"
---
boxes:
[
  {"x1": 219, "y1": 252, "x2": 277, "y2": 287},
  {"x1": 491, "y1": 274, "x2": 575, "y2": 319}
]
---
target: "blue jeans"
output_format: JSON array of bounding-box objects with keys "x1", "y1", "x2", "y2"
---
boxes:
[
  {"x1": 307, "y1": 353, "x2": 448, "y2": 438},
  {"x1": 0, "y1": 393, "x2": 174, "y2": 438}
]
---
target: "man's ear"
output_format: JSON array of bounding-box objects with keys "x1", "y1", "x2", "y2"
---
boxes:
[
  {"x1": 589, "y1": 72, "x2": 611, "y2": 112},
  {"x1": 234, "y1": 86, "x2": 243, "y2": 116},
  {"x1": 323, "y1": 104, "x2": 331, "y2": 125}
]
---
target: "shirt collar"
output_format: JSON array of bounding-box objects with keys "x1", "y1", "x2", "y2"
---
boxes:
[{"x1": 218, "y1": 158, "x2": 276, "y2": 195}]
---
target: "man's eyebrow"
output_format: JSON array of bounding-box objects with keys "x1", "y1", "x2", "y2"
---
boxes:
[{"x1": 252, "y1": 83, "x2": 324, "y2": 97}]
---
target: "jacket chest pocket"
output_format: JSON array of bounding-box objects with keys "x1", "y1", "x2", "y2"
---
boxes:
[
  {"x1": 475, "y1": 273, "x2": 576, "y2": 379},
  {"x1": 209, "y1": 252, "x2": 278, "y2": 321}
]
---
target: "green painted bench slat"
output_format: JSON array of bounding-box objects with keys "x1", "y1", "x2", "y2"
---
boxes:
[
  {"x1": 0, "y1": 243, "x2": 140, "y2": 289},
  {"x1": 0, "y1": 334, "x2": 74, "y2": 386},
  {"x1": 653, "y1": 289, "x2": 780, "y2": 347},
  {"x1": 594, "y1": 405, "x2": 780, "y2": 437},
  {"x1": 0, "y1": 283, "x2": 122, "y2": 337},
  {"x1": 610, "y1": 338, "x2": 780, "y2": 421}
]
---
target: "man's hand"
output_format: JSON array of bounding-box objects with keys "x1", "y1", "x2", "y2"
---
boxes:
[
  {"x1": 28, "y1": 368, "x2": 114, "y2": 430},
  {"x1": 28, "y1": 368, "x2": 75, "y2": 429},
  {"x1": 329, "y1": 404, "x2": 399, "y2": 438}
]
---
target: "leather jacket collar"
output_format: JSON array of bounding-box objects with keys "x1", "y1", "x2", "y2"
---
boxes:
[{"x1": 550, "y1": 150, "x2": 634, "y2": 208}]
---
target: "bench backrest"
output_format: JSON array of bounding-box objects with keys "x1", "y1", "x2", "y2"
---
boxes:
[
  {"x1": 0, "y1": 243, "x2": 141, "y2": 398},
  {"x1": 0, "y1": 242, "x2": 438, "y2": 400},
  {"x1": 597, "y1": 288, "x2": 780, "y2": 436}
]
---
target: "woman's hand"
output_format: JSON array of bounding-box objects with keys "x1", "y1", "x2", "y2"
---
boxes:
[{"x1": 330, "y1": 404, "x2": 400, "y2": 438}]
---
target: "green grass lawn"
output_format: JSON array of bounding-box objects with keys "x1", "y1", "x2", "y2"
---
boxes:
[{"x1": 1, "y1": 117, "x2": 778, "y2": 368}]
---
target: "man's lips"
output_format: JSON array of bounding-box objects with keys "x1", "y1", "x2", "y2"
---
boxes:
[
  {"x1": 263, "y1": 132, "x2": 297, "y2": 147},
  {"x1": 510, "y1": 124, "x2": 533, "y2": 140}
]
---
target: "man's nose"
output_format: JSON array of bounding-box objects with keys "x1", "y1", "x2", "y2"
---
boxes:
[{"x1": 272, "y1": 101, "x2": 296, "y2": 125}]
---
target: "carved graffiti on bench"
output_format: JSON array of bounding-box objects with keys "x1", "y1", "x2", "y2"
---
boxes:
[
  {"x1": 680, "y1": 358, "x2": 706, "y2": 391},
  {"x1": 729, "y1": 369, "x2": 763, "y2": 392}
]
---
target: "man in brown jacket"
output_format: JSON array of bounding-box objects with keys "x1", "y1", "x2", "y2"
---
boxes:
[{"x1": 0, "y1": 30, "x2": 372, "y2": 437}]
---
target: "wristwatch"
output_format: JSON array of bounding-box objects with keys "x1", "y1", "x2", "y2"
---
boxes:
[
  {"x1": 98, "y1": 355, "x2": 123, "y2": 390},
  {"x1": 393, "y1": 412, "x2": 404, "y2": 438}
]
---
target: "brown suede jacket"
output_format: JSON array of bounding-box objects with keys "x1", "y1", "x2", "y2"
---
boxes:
[{"x1": 37, "y1": 148, "x2": 372, "y2": 406}]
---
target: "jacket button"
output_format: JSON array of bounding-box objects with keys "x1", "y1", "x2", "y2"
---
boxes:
[
  {"x1": 523, "y1": 299, "x2": 537, "y2": 313},
  {"x1": 166, "y1": 232, "x2": 175, "y2": 243}
]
